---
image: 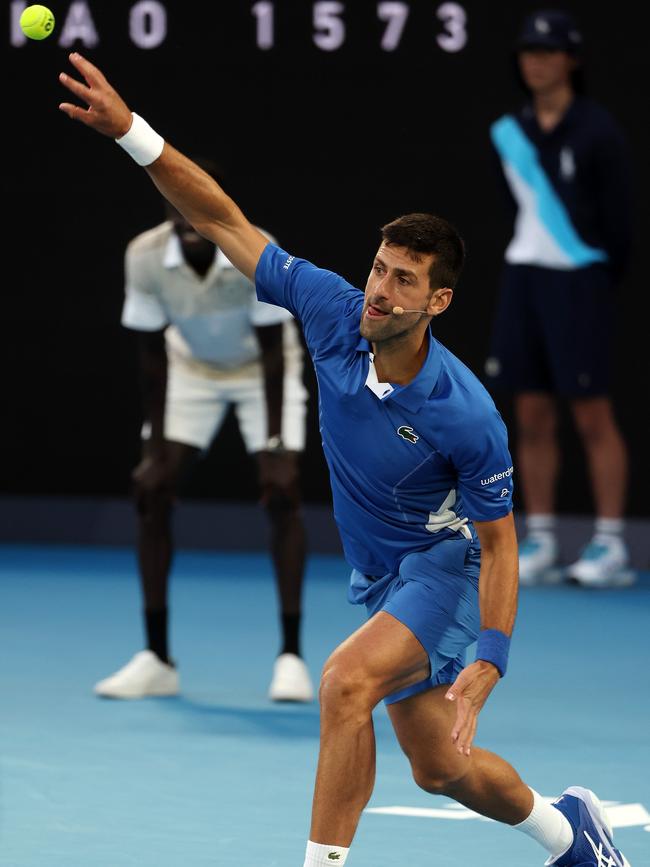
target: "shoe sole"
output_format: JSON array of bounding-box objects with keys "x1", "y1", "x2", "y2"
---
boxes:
[
  {"x1": 268, "y1": 690, "x2": 314, "y2": 702},
  {"x1": 95, "y1": 690, "x2": 180, "y2": 701},
  {"x1": 94, "y1": 685, "x2": 179, "y2": 699},
  {"x1": 563, "y1": 786, "x2": 631, "y2": 867},
  {"x1": 566, "y1": 570, "x2": 637, "y2": 589}
]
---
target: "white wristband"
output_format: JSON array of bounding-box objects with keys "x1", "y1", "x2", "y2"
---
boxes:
[{"x1": 115, "y1": 112, "x2": 164, "y2": 166}]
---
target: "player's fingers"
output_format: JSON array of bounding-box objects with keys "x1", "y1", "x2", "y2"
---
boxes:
[
  {"x1": 450, "y1": 699, "x2": 468, "y2": 744},
  {"x1": 68, "y1": 52, "x2": 106, "y2": 87},
  {"x1": 59, "y1": 72, "x2": 92, "y2": 103},
  {"x1": 456, "y1": 713, "x2": 478, "y2": 757},
  {"x1": 58, "y1": 102, "x2": 93, "y2": 125},
  {"x1": 445, "y1": 668, "x2": 472, "y2": 701}
]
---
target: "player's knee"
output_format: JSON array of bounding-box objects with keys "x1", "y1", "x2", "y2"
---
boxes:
[
  {"x1": 319, "y1": 657, "x2": 374, "y2": 720},
  {"x1": 411, "y1": 757, "x2": 468, "y2": 795}
]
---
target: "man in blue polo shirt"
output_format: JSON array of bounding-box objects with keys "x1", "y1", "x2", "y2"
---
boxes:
[{"x1": 59, "y1": 52, "x2": 630, "y2": 867}]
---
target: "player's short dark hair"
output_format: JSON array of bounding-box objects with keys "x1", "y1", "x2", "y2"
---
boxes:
[{"x1": 380, "y1": 213, "x2": 465, "y2": 289}]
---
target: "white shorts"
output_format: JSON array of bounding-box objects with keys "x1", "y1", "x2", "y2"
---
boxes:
[{"x1": 159, "y1": 358, "x2": 308, "y2": 452}]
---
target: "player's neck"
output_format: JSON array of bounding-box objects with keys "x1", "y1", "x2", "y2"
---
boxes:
[{"x1": 371, "y1": 330, "x2": 429, "y2": 385}]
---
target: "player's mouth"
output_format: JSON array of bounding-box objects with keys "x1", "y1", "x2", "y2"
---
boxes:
[{"x1": 365, "y1": 304, "x2": 390, "y2": 319}]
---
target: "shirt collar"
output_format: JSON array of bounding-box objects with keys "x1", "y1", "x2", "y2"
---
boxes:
[
  {"x1": 162, "y1": 227, "x2": 229, "y2": 272},
  {"x1": 356, "y1": 328, "x2": 443, "y2": 412}
]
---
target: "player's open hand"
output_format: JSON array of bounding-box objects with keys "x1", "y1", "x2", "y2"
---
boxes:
[
  {"x1": 445, "y1": 659, "x2": 499, "y2": 756},
  {"x1": 59, "y1": 53, "x2": 133, "y2": 139}
]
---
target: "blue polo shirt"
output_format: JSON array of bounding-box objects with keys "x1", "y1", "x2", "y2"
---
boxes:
[{"x1": 256, "y1": 244, "x2": 514, "y2": 578}]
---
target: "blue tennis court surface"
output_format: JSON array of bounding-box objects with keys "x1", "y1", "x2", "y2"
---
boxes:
[{"x1": 1, "y1": 544, "x2": 648, "y2": 866}]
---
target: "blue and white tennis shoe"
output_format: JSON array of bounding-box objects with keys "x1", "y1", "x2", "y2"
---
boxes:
[{"x1": 545, "y1": 787, "x2": 631, "y2": 866}]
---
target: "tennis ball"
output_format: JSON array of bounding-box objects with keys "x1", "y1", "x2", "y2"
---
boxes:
[{"x1": 20, "y1": 5, "x2": 55, "y2": 40}]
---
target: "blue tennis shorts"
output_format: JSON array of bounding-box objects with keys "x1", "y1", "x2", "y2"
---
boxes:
[{"x1": 348, "y1": 533, "x2": 481, "y2": 704}]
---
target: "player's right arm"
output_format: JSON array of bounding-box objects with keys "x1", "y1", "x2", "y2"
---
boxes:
[{"x1": 59, "y1": 53, "x2": 266, "y2": 282}]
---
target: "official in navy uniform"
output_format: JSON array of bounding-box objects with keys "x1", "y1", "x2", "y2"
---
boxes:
[{"x1": 486, "y1": 9, "x2": 634, "y2": 587}]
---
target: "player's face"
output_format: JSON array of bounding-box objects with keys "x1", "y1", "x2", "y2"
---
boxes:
[
  {"x1": 360, "y1": 244, "x2": 435, "y2": 343},
  {"x1": 518, "y1": 48, "x2": 576, "y2": 94}
]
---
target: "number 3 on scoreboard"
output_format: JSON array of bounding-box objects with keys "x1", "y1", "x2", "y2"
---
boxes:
[{"x1": 251, "y1": 2, "x2": 468, "y2": 53}]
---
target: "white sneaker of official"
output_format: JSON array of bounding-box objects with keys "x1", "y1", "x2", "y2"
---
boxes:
[
  {"x1": 93, "y1": 650, "x2": 180, "y2": 699},
  {"x1": 268, "y1": 653, "x2": 315, "y2": 702},
  {"x1": 566, "y1": 535, "x2": 636, "y2": 588},
  {"x1": 518, "y1": 533, "x2": 560, "y2": 586}
]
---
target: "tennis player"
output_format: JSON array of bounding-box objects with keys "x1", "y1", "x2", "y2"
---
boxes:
[{"x1": 59, "y1": 53, "x2": 630, "y2": 867}]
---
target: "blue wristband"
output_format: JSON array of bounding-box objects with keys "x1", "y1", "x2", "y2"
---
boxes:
[{"x1": 475, "y1": 629, "x2": 510, "y2": 677}]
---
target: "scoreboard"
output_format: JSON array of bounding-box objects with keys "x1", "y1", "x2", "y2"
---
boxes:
[{"x1": 8, "y1": 2, "x2": 470, "y2": 53}]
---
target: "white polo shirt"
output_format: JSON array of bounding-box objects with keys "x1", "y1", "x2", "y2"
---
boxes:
[{"x1": 121, "y1": 222, "x2": 302, "y2": 379}]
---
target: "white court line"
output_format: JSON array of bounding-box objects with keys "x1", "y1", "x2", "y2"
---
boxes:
[{"x1": 365, "y1": 800, "x2": 650, "y2": 830}]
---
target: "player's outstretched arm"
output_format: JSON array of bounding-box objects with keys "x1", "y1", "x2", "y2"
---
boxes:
[
  {"x1": 59, "y1": 53, "x2": 267, "y2": 282},
  {"x1": 445, "y1": 512, "x2": 518, "y2": 755}
]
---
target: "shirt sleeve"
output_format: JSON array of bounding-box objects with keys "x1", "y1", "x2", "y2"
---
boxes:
[
  {"x1": 121, "y1": 246, "x2": 169, "y2": 332},
  {"x1": 255, "y1": 243, "x2": 363, "y2": 354},
  {"x1": 453, "y1": 406, "x2": 514, "y2": 522}
]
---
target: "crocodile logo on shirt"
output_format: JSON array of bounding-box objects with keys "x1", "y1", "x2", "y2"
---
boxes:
[
  {"x1": 397, "y1": 425, "x2": 419, "y2": 443},
  {"x1": 327, "y1": 855, "x2": 341, "y2": 861}
]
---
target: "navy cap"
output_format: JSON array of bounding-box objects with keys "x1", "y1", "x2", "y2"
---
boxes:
[{"x1": 517, "y1": 9, "x2": 583, "y2": 53}]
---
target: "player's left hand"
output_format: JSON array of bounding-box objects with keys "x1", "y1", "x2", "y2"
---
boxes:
[
  {"x1": 59, "y1": 53, "x2": 133, "y2": 138},
  {"x1": 445, "y1": 660, "x2": 500, "y2": 756}
]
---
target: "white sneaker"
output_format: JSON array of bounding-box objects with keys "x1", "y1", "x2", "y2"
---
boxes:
[
  {"x1": 567, "y1": 535, "x2": 635, "y2": 588},
  {"x1": 268, "y1": 653, "x2": 314, "y2": 702},
  {"x1": 518, "y1": 533, "x2": 559, "y2": 586},
  {"x1": 94, "y1": 650, "x2": 179, "y2": 699}
]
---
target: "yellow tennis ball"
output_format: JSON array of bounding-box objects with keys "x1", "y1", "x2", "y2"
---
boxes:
[{"x1": 20, "y1": 5, "x2": 55, "y2": 40}]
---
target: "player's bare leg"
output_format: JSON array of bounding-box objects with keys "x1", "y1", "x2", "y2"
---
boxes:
[
  {"x1": 388, "y1": 685, "x2": 532, "y2": 822},
  {"x1": 306, "y1": 611, "x2": 615, "y2": 865},
  {"x1": 309, "y1": 611, "x2": 432, "y2": 844}
]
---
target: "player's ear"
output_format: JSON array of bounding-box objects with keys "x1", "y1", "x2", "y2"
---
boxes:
[{"x1": 427, "y1": 287, "x2": 453, "y2": 316}]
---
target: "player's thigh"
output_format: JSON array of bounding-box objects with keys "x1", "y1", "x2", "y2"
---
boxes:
[
  {"x1": 484, "y1": 264, "x2": 552, "y2": 392},
  {"x1": 322, "y1": 611, "x2": 431, "y2": 708},
  {"x1": 536, "y1": 265, "x2": 615, "y2": 397},
  {"x1": 387, "y1": 684, "x2": 469, "y2": 781},
  {"x1": 234, "y1": 372, "x2": 308, "y2": 453},
  {"x1": 373, "y1": 540, "x2": 480, "y2": 705},
  {"x1": 164, "y1": 361, "x2": 230, "y2": 451}
]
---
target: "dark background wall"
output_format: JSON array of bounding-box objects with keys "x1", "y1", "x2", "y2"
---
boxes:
[{"x1": 5, "y1": 0, "x2": 649, "y2": 516}]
